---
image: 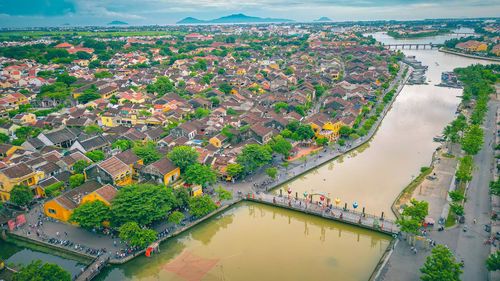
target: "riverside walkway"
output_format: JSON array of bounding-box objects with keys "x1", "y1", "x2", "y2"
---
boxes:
[{"x1": 245, "y1": 192, "x2": 399, "y2": 235}]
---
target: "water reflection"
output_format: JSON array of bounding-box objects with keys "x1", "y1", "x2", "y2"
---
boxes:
[
  {"x1": 275, "y1": 30, "x2": 497, "y2": 219},
  {"x1": 0, "y1": 241, "x2": 86, "y2": 277},
  {"x1": 97, "y1": 202, "x2": 390, "y2": 281}
]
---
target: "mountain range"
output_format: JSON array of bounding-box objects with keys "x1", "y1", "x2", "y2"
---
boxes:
[
  {"x1": 314, "y1": 17, "x2": 332, "y2": 22},
  {"x1": 177, "y1": 13, "x2": 293, "y2": 24},
  {"x1": 108, "y1": 20, "x2": 128, "y2": 25}
]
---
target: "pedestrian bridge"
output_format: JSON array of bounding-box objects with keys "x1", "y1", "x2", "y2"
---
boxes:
[{"x1": 244, "y1": 193, "x2": 400, "y2": 235}]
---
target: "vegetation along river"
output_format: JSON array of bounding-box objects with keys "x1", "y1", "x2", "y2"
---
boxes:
[
  {"x1": 1, "y1": 28, "x2": 497, "y2": 281},
  {"x1": 276, "y1": 29, "x2": 495, "y2": 219}
]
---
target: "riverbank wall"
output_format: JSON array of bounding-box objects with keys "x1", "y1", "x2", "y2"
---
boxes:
[
  {"x1": 439, "y1": 48, "x2": 500, "y2": 62},
  {"x1": 267, "y1": 64, "x2": 412, "y2": 193},
  {"x1": 3, "y1": 63, "x2": 411, "y2": 271}
]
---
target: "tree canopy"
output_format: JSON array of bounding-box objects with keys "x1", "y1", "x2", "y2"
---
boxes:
[
  {"x1": 119, "y1": 221, "x2": 157, "y2": 248},
  {"x1": 167, "y1": 145, "x2": 199, "y2": 172},
  {"x1": 486, "y1": 251, "x2": 500, "y2": 271},
  {"x1": 420, "y1": 245, "x2": 462, "y2": 281},
  {"x1": 132, "y1": 141, "x2": 160, "y2": 165},
  {"x1": 461, "y1": 124, "x2": 483, "y2": 155},
  {"x1": 111, "y1": 184, "x2": 177, "y2": 226},
  {"x1": 188, "y1": 195, "x2": 218, "y2": 218},
  {"x1": 183, "y1": 164, "x2": 217, "y2": 187},
  {"x1": 13, "y1": 260, "x2": 71, "y2": 281},
  {"x1": 236, "y1": 144, "x2": 272, "y2": 176},
  {"x1": 69, "y1": 200, "x2": 110, "y2": 230},
  {"x1": 10, "y1": 185, "x2": 33, "y2": 206}
]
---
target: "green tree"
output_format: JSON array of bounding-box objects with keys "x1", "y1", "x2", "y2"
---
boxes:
[
  {"x1": 10, "y1": 185, "x2": 32, "y2": 206},
  {"x1": 219, "y1": 83, "x2": 232, "y2": 94},
  {"x1": 69, "y1": 201, "x2": 110, "y2": 230},
  {"x1": 132, "y1": 142, "x2": 160, "y2": 165},
  {"x1": 112, "y1": 139, "x2": 134, "y2": 151},
  {"x1": 316, "y1": 137, "x2": 328, "y2": 146},
  {"x1": 215, "y1": 186, "x2": 233, "y2": 201},
  {"x1": 174, "y1": 188, "x2": 190, "y2": 209},
  {"x1": 146, "y1": 76, "x2": 174, "y2": 96},
  {"x1": 226, "y1": 163, "x2": 244, "y2": 179},
  {"x1": 339, "y1": 126, "x2": 352, "y2": 138},
  {"x1": 420, "y1": 245, "x2": 462, "y2": 281},
  {"x1": 236, "y1": 144, "x2": 272, "y2": 175},
  {"x1": 55, "y1": 73, "x2": 76, "y2": 86},
  {"x1": 0, "y1": 132, "x2": 10, "y2": 143},
  {"x1": 450, "y1": 203, "x2": 465, "y2": 216},
  {"x1": 461, "y1": 125, "x2": 484, "y2": 155},
  {"x1": 119, "y1": 222, "x2": 157, "y2": 248},
  {"x1": 94, "y1": 71, "x2": 113, "y2": 79},
  {"x1": 167, "y1": 145, "x2": 199, "y2": 172},
  {"x1": 490, "y1": 178, "x2": 500, "y2": 196},
  {"x1": 168, "y1": 211, "x2": 185, "y2": 224},
  {"x1": 84, "y1": 124, "x2": 103, "y2": 134},
  {"x1": 69, "y1": 174, "x2": 85, "y2": 189},
  {"x1": 73, "y1": 160, "x2": 90, "y2": 174},
  {"x1": 184, "y1": 164, "x2": 217, "y2": 187},
  {"x1": 402, "y1": 199, "x2": 428, "y2": 222},
  {"x1": 269, "y1": 135, "x2": 292, "y2": 158},
  {"x1": 85, "y1": 150, "x2": 105, "y2": 162},
  {"x1": 265, "y1": 167, "x2": 278, "y2": 179},
  {"x1": 13, "y1": 260, "x2": 71, "y2": 281},
  {"x1": 448, "y1": 190, "x2": 465, "y2": 202},
  {"x1": 456, "y1": 156, "x2": 473, "y2": 182},
  {"x1": 486, "y1": 251, "x2": 500, "y2": 271},
  {"x1": 111, "y1": 184, "x2": 176, "y2": 226},
  {"x1": 188, "y1": 195, "x2": 218, "y2": 218}
]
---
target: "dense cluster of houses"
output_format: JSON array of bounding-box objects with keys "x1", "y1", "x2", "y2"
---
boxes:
[{"x1": 0, "y1": 25, "x2": 397, "y2": 223}]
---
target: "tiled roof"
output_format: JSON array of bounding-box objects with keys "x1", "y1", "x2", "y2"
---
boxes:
[{"x1": 98, "y1": 156, "x2": 130, "y2": 177}]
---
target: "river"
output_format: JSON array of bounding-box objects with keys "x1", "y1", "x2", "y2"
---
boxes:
[
  {"x1": 96, "y1": 202, "x2": 390, "y2": 281},
  {"x1": 276, "y1": 29, "x2": 496, "y2": 219},
  {"x1": 1, "y1": 29, "x2": 497, "y2": 281}
]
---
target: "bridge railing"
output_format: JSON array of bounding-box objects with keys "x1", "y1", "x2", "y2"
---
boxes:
[{"x1": 247, "y1": 193, "x2": 399, "y2": 234}]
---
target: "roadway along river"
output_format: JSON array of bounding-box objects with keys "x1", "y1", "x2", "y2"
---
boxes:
[
  {"x1": 1, "y1": 29, "x2": 497, "y2": 281},
  {"x1": 276, "y1": 30, "x2": 496, "y2": 219}
]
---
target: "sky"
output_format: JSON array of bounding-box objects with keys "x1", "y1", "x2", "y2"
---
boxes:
[{"x1": 0, "y1": 0, "x2": 499, "y2": 27}]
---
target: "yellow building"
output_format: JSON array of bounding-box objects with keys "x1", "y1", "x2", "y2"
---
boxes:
[
  {"x1": 0, "y1": 163, "x2": 44, "y2": 202},
  {"x1": 309, "y1": 117, "x2": 344, "y2": 142},
  {"x1": 0, "y1": 143, "x2": 21, "y2": 159},
  {"x1": 456, "y1": 40, "x2": 488, "y2": 52},
  {"x1": 141, "y1": 158, "x2": 180, "y2": 186},
  {"x1": 44, "y1": 181, "x2": 117, "y2": 222},
  {"x1": 101, "y1": 113, "x2": 116, "y2": 127},
  {"x1": 209, "y1": 134, "x2": 228, "y2": 148}
]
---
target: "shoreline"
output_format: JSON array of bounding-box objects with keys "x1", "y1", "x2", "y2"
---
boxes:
[
  {"x1": 3, "y1": 63, "x2": 411, "y2": 277},
  {"x1": 439, "y1": 47, "x2": 500, "y2": 62},
  {"x1": 265, "y1": 64, "x2": 411, "y2": 196}
]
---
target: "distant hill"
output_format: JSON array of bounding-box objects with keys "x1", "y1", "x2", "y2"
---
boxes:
[
  {"x1": 177, "y1": 13, "x2": 293, "y2": 24},
  {"x1": 314, "y1": 17, "x2": 332, "y2": 22},
  {"x1": 108, "y1": 20, "x2": 128, "y2": 25}
]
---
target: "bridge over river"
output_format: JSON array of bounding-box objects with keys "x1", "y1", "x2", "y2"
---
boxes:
[
  {"x1": 383, "y1": 43, "x2": 440, "y2": 50},
  {"x1": 245, "y1": 192, "x2": 400, "y2": 235}
]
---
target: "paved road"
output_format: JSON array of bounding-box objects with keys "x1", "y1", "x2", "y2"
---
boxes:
[
  {"x1": 378, "y1": 98, "x2": 500, "y2": 281},
  {"x1": 454, "y1": 99, "x2": 499, "y2": 280}
]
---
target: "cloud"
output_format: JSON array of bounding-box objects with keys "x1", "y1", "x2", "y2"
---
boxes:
[
  {"x1": 0, "y1": 0, "x2": 499, "y2": 26},
  {"x1": 0, "y1": 0, "x2": 76, "y2": 16}
]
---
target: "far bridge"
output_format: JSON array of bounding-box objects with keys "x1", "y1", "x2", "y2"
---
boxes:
[
  {"x1": 383, "y1": 43, "x2": 440, "y2": 50},
  {"x1": 245, "y1": 192, "x2": 399, "y2": 235}
]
